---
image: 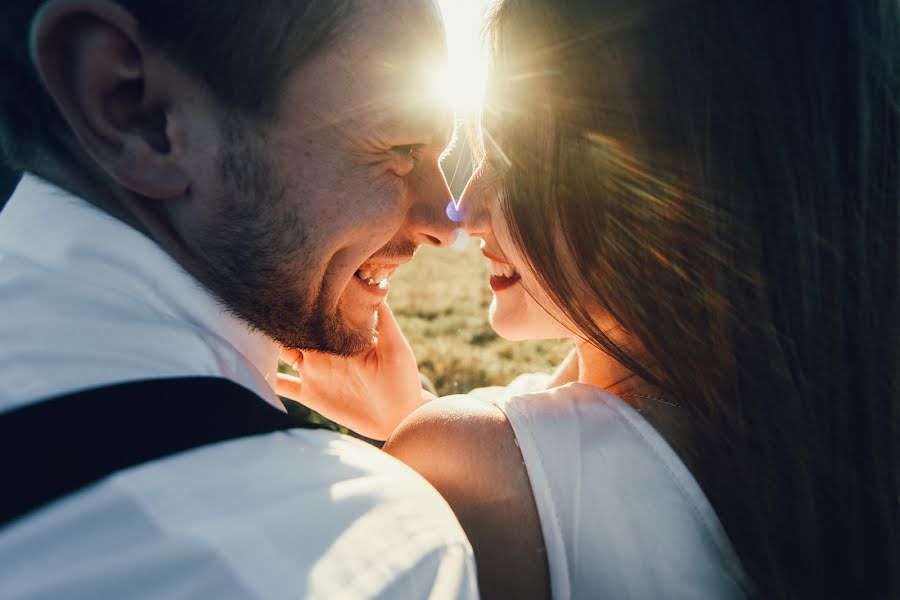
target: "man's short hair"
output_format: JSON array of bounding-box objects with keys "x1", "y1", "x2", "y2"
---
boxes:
[{"x1": 0, "y1": 1, "x2": 353, "y2": 173}]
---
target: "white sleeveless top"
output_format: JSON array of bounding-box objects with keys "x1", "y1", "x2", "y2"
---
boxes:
[{"x1": 479, "y1": 379, "x2": 749, "y2": 599}]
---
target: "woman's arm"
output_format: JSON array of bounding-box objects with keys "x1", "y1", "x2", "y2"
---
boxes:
[{"x1": 384, "y1": 396, "x2": 551, "y2": 600}]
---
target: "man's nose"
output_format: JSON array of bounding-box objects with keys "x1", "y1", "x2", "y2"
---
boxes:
[{"x1": 407, "y1": 163, "x2": 458, "y2": 247}]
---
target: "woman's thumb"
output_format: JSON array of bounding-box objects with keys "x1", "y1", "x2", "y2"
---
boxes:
[
  {"x1": 373, "y1": 301, "x2": 412, "y2": 356},
  {"x1": 274, "y1": 373, "x2": 303, "y2": 402}
]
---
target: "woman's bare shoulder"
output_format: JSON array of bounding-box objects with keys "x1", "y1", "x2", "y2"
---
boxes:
[
  {"x1": 384, "y1": 395, "x2": 550, "y2": 599},
  {"x1": 386, "y1": 395, "x2": 513, "y2": 468}
]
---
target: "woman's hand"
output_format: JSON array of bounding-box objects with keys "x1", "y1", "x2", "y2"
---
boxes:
[{"x1": 275, "y1": 302, "x2": 433, "y2": 441}]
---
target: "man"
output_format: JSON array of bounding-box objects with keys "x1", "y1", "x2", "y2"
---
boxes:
[
  {"x1": 0, "y1": 0, "x2": 477, "y2": 598},
  {"x1": 0, "y1": 165, "x2": 19, "y2": 207}
]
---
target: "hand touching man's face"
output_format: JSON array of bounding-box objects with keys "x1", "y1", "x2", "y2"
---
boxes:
[{"x1": 173, "y1": 0, "x2": 456, "y2": 356}]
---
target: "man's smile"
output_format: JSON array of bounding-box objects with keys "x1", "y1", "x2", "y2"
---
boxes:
[
  {"x1": 354, "y1": 264, "x2": 401, "y2": 287},
  {"x1": 351, "y1": 238, "x2": 418, "y2": 289}
]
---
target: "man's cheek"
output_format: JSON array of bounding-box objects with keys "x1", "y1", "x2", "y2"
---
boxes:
[{"x1": 356, "y1": 207, "x2": 409, "y2": 244}]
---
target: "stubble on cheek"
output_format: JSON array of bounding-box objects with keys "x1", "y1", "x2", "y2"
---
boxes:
[{"x1": 182, "y1": 117, "x2": 373, "y2": 355}]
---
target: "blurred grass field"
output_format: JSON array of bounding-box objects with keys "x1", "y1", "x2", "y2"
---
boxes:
[
  {"x1": 389, "y1": 240, "x2": 571, "y2": 396},
  {"x1": 387, "y1": 134, "x2": 572, "y2": 395}
]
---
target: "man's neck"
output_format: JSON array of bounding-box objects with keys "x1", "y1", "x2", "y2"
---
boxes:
[
  {"x1": 32, "y1": 156, "x2": 209, "y2": 299},
  {"x1": 32, "y1": 156, "x2": 150, "y2": 238}
]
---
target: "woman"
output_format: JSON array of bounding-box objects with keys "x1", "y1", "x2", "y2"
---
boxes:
[{"x1": 281, "y1": 0, "x2": 900, "y2": 597}]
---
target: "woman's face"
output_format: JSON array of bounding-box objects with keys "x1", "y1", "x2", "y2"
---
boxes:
[{"x1": 458, "y1": 157, "x2": 575, "y2": 341}]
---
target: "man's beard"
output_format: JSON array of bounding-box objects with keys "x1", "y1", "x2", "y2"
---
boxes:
[{"x1": 188, "y1": 117, "x2": 373, "y2": 357}]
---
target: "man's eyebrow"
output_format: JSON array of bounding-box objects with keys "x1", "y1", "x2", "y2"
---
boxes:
[{"x1": 382, "y1": 108, "x2": 455, "y2": 144}]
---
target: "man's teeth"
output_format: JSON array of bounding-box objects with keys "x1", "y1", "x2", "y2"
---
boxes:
[
  {"x1": 490, "y1": 260, "x2": 518, "y2": 279},
  {"x1": 356, "y1": 267, "x2": 394, "y2": 286}
]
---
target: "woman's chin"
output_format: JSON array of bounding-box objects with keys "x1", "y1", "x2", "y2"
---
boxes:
[
  {"x1": 489, "y1": 300, "x2": 575, "y2": 342},
  {"x1": 489, "y1": 312, "x2": 537, "y2": 341},
  {"x1": 494, "y1": 328, "x2": 535, "y2": 342}
]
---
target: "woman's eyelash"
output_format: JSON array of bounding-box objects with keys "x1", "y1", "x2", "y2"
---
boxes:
[
  {"x1": 469, "y1": 159, "x2": 504, "y2": 186},
  {"x1": 487, "y1": 158, "x2": 507, "y2": 173},
  {"x1": 482, "y1": 157, "x2": 508, "y2": 177}
]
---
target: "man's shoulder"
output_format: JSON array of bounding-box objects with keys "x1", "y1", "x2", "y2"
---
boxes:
[
  {"x1": 0, "y1": 430, "x2": 477, "y2": 599},
  {"x1": 125, "y1": 430, "x2": 476, "y2": 578}
]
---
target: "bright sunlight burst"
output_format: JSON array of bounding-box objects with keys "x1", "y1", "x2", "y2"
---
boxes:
[{"x1": 435, "y1": 0, "x2": 493, "y2": 114}]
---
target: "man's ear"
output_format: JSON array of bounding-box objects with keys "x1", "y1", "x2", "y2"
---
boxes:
[{"x1": 29, "y1": 0, "x2": 190, "y2": 199}]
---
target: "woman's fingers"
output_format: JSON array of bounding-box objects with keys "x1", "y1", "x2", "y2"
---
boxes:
[
  {"x1": 280, "y1": 348, "x2": 303, "y2": 372},
  {"x1": 272, "y1": 305, "x2": 419, "y2": 438},
  {"x1": 275, "y1": 373, "x2": 303, "y2": 402},
  {"x1": 373, "y1": 301, "x2": 413, "y2": 359}
]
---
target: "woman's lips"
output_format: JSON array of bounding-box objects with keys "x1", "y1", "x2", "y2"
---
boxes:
[
  {"x1": 482, "y1": 249, "x2": 521, "y2": 292},
  {"x1": 481, "y1": 249, "x2": 511, "y2": 264},
  {"x1": 490, "y1": 272, "x2": 522, "y2": 292}
]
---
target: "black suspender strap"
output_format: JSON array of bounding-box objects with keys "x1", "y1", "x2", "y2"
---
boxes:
[{"x1": 0, "y1": 377, "x2": 320, "y2": 528}]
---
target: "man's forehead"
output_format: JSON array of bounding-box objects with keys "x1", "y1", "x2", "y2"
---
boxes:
[
  {"x1": 341, "y1": 1, "x2": 448, "y2": 124},
  {"x1": 380, "y1": 105, "x2": 455, "y2": 142},
  {"x1": 343, "y1": 0, "x2": 446, "y2": 61},
  {"x1": 275, "y1": 0, "x2": 449, "y2": 135}
]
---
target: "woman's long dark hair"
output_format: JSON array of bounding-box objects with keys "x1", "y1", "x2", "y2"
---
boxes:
[{"x1": 486, "y1": 0, "x2": 899, "y2": 596}]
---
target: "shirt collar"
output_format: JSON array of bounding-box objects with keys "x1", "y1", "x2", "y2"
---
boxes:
[{"x1": 0, "y1": 174, "x2": 283, "y2": 407}]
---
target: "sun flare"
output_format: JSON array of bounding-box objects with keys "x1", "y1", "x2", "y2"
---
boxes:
[
  {"x1": 429, "y1": 60, "x2": 487, "y2": 114},
  {"x1": 435, "y1": 0, "x2": 492, "y2": 114}
]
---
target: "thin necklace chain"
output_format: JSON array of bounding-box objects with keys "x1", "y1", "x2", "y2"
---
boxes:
[{"x1": 620, "y1": 393, "x2": 681, "y2": 409}]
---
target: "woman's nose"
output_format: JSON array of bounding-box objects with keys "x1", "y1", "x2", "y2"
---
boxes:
[{"x1": 455, "y1": 164, "x2": 494, "y2": 237}]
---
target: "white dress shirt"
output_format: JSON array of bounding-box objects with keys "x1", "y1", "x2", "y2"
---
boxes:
[{"x1": 0, "y1": 175, "x2": 478, "y2": 599}]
